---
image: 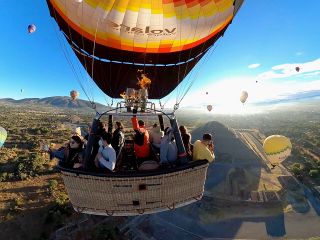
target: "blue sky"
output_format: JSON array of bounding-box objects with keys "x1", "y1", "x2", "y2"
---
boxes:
[{"x1": 1, "y1": 1, "x2": 320, "y2": 112}]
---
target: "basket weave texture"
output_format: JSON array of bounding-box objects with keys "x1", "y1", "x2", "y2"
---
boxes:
[{"x1": 61, "y1": 162, "x2": 209, "y2": 216}]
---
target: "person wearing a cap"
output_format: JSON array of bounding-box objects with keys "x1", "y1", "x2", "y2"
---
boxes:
[{"x1": 192, "y1": 133, "x2": 215, "y2": 162}]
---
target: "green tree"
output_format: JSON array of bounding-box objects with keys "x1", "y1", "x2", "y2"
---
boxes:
[{"x1": 309, "y1": 169, "x2": 319, "y2": 178}]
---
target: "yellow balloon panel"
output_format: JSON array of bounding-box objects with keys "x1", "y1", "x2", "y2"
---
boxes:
[
  {"x1": 265, "y1": 148, "x2": 292, "y2": 166},
  {"x1": 49, "y1": 0, "x2": 235, "y2": 53},
  {"x1": 263, "y1": 135, "x2": 292, "y2": 165}
]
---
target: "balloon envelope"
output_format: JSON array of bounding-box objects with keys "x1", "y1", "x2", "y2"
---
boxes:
[
  {"x1": 47, "y1": 0, "x2": 244, "y2": 99},
  {"x1": 295, "y1": 66, "x2": 300, "y2": 72},
  {"x1": 70, "y1": 90, "x2": 79, "y2": 100},
  {"x1": 0, "y1": 126, "x2": 7, "y2": 148},
  {"x1": 207, "y1": 105, "x2": 213, "y2": 112},
  {"x1": 28, "y1": 24, "x2": 36, "y2": 33},
  {"x1": 263, "y1": 135, "x2": 292, "y2": 166},
  {"x1": 240, "y1": 91, "x2": 248, "y2": 103}
]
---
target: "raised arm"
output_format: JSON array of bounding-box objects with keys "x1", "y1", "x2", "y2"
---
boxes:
[{"x1": 131, "y1": 116, "x2": 139, "y2": 131}]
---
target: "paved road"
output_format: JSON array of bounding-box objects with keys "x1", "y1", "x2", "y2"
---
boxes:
[{"x1": 125, "y1": 129, "x2": 320, "y2": 239}]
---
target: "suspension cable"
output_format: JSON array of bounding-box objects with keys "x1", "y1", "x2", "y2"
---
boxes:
[
  {"x1": 51, "y1": 8, "x2": 96, "y2": 109},
  {"x1": 175, "y1": 2, "x2": 230, "y2": 107}
]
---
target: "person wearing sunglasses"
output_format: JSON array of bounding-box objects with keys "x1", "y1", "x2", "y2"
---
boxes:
[
  {"x1": 48, "y1": 135, "x2": 84, "y2": 168},
  {"x1": 192, "y1": 133, "x2": 215, "y2": 163}
]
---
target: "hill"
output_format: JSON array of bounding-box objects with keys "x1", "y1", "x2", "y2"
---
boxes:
[{"x1": 0, "y1": 96, "x2": 107, "y2": 112}]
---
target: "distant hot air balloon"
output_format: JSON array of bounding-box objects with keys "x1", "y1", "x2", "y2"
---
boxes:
[
  {"x1": 28, "y1": 24, "x2": 36, "y2": 34},
  {"x1": 207, "y1": 105, "x2": 213, "y2": 112},
  {"x1": 70, "y1": 90, "x2": 79, "y2": 100},
  {"x1": 295, "y1": 66, "x2": 300, "y2": 72},
  {"x1": 263, "y1": 135, "x2": 292, "y2": 167},
  {"x1": 240, "y1": 91, "x2": 248, "y2": 104},
  {"x1": 20, "y1": 89, "x2": 24, "y2": 93},
  {"x1": 0, "y1": 126, "x2": 7, "y2": 148},
  {"x1": 206, "y1": 92, "x2": 208, "y2": 95}
]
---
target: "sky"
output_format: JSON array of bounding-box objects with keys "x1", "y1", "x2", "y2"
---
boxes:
[{"x1": 0, "y1": 1, "x2": 320, "y2": 114}]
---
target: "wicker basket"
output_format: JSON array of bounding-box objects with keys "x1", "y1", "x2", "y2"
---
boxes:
[{"x1": 59, "y1": 160, "x2": 209, "y2": 216}]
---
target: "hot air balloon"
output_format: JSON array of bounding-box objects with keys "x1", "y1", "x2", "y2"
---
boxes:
[
  {"x1": 47, "y1": 0, "x2": 244, "y2": 99},
  {"x1": 295, "y1": 66, "x2": 300, "y2": 72},
  {"x1": 206, "y1": 92, "x2": 209, "y2": 95},
  {"x1": 0, "y1": 126, "x2": 7, "y2": 148},
  {"x1": 28, "y1": 24, "x2": 36, "y2": 34},
  {"x1": 207, "y1": 105, "x2": 213, "y2": 112},
  {"x1": 70, "y1": 90, "x2": 79, "y2": 100},
  {"x1": 263, "y1": 135, "x2": 292, "y2": 167},
  {"x1": 46, "y1": 0, "x2": 244, "y2": 217},
  {"x1": 240, "y1": 91, "x2": 248, "y2": 104}
]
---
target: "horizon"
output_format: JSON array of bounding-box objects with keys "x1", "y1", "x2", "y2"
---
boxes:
[{"x1": 1, "y1": 1, "x2": 320, "y2": 113}]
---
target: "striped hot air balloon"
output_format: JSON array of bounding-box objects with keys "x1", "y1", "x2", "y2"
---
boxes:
[
  {"x1": 47, "y1": 0, "x2": 244, "y2": 99},
  {"x1": 263, "y1": 135, "x2": 292, "y2": 166}
]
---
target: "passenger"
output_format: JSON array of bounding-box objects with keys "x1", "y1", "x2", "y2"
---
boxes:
[
  {"x1": 85, "y1": 121, "x2": 107, "y2": 170},
  {"x1": 49, "y1": 135, "x2": 84, "y2": 168},
  {"x1": 160, "y1": 127, "x2": 178, "y2": 165},
  {"x1": 192, "y1": 133, "x2": 215, "y2": 162},
  {"x1": 111, "y1": 121, "x2": 124, "y2": 156},
  {"x1": 84, "y1": 124, "x2": 91, "y2": 142},
  {"x1": 131, "y1": 116, "x2": 150, "y2": 159},
  {"x1": 179, "y1": 125, "x2": 192, "y2": 160},
  {"x1": 149, "y1": 123, "x2": 164, "y2": 149},
  {"x1": 95, "y1": 132, "x2": 117, "y2": 171}
]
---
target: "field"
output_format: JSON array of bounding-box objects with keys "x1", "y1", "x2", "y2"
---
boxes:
[{"x1": 0, "y1": 99, "x2": 319, "y2": 239}]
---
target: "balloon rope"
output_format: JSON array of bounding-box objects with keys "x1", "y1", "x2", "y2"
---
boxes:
[
  {"x1": 78, "y1": 1, "x2": 95, "y2": 102},
  {"x1": 63, "y1": 0, "x2": 95, "y2": 105},
  {"x1": 51, "y1": 8, "x2": 95, "y2": 108},
  {"x1": 176, "y1": 2, "x2": 227, "y2": 106},
  {"x1": 175, "y1": 4, "x2": 203, "y2": 103},
  {"x1": 90, "y1": 12, "x2": 114, "y2": 107},
  {"x1": 177, "y1": 39, "x2": 221, "y2": 106},
  {"x1": 90, "y1": 16, "x2": 101, "y2": 88}
]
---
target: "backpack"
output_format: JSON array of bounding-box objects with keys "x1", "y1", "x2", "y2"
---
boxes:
[{"x1": 134, "y1": 129, "x2": 145, "y2": 146}]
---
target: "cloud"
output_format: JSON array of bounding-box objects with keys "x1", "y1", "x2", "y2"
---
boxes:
[
  {"x1": 295, "y1": 51, "x2": 304, "y2": 56},
  {"x1": 248, "y1": 63, "x2": 261, "y2": 69},
  {"x1": 164, "y1": 58, "x2": 320, "y2": 114},
  {"x1": 257, "y1": 58, "x2": 320, "y2": 81}
]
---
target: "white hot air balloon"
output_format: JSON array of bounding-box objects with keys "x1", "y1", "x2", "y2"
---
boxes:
[{"x1": 240, "y1": 91, "x2": 248, "y2": 104}]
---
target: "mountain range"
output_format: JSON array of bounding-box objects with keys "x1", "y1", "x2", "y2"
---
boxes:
[{"x1": 0, "y1": 96, "x2": 107, "y2": 111}]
